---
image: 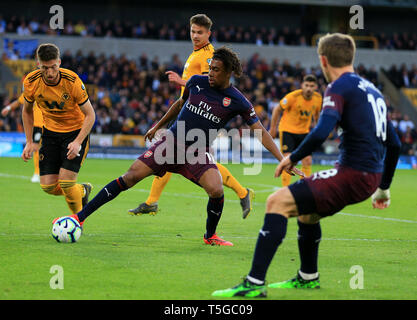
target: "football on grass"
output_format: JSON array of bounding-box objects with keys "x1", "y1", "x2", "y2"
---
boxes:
[{"x1": 52, "y1": 216, "x2": 82, "y2": 243}]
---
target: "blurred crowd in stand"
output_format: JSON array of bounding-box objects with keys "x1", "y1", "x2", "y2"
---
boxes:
[
  {"x1": 1, "y1": 49, "x2": 416, "y2": 155},
  {"x1": 1, "y1": 14, "x2": 417, "y2": 51}
]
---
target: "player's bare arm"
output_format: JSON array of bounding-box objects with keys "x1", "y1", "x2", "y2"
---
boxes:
[
  {"x1": 1, "y1": 98, "x2": 22, "y2": 117},
  {"x1": 66, "y1": 100, "x2": 95, "y2": 160},
  {"x1": 21, "y1": 99, "x2": 36, "y2": 162},
  {"x1": 250, "y1": 121, "x2": 303, "y2": 177},
  {"x1": 269, "y1": 104, "x2": 282, "y2": 139},
  {"x1": 274, "y1": 154, "x2": 295, "y2": 178},
  {"x1": 165, "y1": 71, "x2": 187, "y2": 87},
  {"x1": 251, "y1": 120, "x2": 284, "y2": 161},
  {"x1": 144, "y1": 97, "x2": 185, "y2": 141}
]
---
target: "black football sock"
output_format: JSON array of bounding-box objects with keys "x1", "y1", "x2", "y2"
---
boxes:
[
  {"x1": 297, "y1": 220, "x2": 321, "y2": 275},
  {"x1": 77, "y1": 177, "x2": 128, "y2": 222},
  {"x1": 204, "y1": 195, "x2": 224, "y2": 239},
  {"x1": 248, "y1": 213, "x2": 288, "y2": 283}
]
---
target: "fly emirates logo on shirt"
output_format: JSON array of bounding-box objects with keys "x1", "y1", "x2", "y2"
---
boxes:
[{"x1": 184, "y1": 100, "x2": 222, "y2": 124}]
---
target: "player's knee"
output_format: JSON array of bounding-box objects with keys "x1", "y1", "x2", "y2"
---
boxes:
[
  {"x1": 41, "y1": 182, "x2": 60, "y2": 195},
  {"x1": 206, "y1": 185, "x2": 224, "y2": 199},
  {"x1": 266, "y1": 192, "x2": 281, "y2": 212},
  {"x1": 266, "y1": 189, "x2": 295, "y2": 218},
  {"x1": 124, "y1": 160, "x2": 153, "y2": 187},
  {"x1": 121, "y1": 172, "x2": 139, "y2": 188}
]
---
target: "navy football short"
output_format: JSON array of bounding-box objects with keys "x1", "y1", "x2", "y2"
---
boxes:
[
  {"x1": 280, "y1": 131, "x2": 308, "y2": 153},
  {"x1": 138, "y1": 136, "x2": 218, "y2": 185},
  {"x1": 39, "y1": 128, "x2": 90, "y2": 175},
  {"x1": 289, "y1": 165, "x2": 382, "y2": 217}
]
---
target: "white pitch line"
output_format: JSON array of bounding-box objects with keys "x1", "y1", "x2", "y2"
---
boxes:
[
  {"x1": 338, "y1": 212, "x2": 417, "y2": 224},
  {"x1": 127, "y1": 187, "x2": 417, "y2": 224},
  {"x1": 0, "y1": 232, "x2": 415, "y2": 243},
  {"x1": 1, "y1": 172, "x2": 416, "y2": 225},
  {"x1": 0, "y1": 172, "x2": 30, "y2": 180}
]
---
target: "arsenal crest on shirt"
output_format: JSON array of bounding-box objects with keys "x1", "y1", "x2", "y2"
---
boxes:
[
  {"x1": 223, "y1": 97, "x2": 231, "y2": 107},
  {"x1": 144, "y1": 150, "x2": 153, "y2": 158}
]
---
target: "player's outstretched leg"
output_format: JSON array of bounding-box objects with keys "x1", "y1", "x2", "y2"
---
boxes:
[
  {"x1": 81, "y1": 183, "x2": 93, "y2": 208},
  {"x1": 76, "y1": 176, "x2": 128, "y2": 223},
  {"x1": 216, "y1": 163, "x2": 254, "y2": 218},
  {"x1": 240, "y1": 188, "x2": 255, "y2": 219},
  {"x1": 128, "y1": 202, "x2": 158, "y2": 216},
  {"x1": 54, "y1": 159, "x2": 154, "y2": 227},
  {"x1": 128, "y1": 172, "x2": 172, "y2": 215}
]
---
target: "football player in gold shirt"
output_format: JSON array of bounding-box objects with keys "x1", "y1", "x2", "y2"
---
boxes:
[
  {"x1": 21, "y1": 43, "x2": 95, "y2": 217},
  {"x1": 269, "y1": 75, "x2": 322, "y2": 186}
]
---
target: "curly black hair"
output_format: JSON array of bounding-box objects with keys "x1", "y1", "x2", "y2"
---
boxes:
[{"x1": 212, "y1": 46, "x2": 243, "y2": 78}]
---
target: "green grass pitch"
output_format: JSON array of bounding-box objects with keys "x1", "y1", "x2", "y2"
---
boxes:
[{"x1": 0, "y1": 157, "x2": 416, "y2": 300}]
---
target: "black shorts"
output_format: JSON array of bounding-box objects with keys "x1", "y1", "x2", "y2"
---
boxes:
[
  {"x1": 39, "y1": 128, "x2": 90, "y2": 175},
  {"x1": 279, "y1": 131, "x2": 308, "y2": 153},
  {"x1": 33, "y1": 126, "x2": 42, "y2": 143}
]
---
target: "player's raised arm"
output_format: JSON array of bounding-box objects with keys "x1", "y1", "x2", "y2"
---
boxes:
[
  {"x1": 1, "y1": 96, "x2": 23, "y2": 117},
  {"x1": 144, "y1": 97, "x2": 186, "y2": 141},
  {"x1": 274, "y1": 112, "x2": 338, "y2": 178},
  {"x1": 166, "y1": 71, "x2": 187, "y2": 87}
]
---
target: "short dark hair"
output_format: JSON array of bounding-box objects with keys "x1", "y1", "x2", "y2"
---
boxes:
[
  {"x1": 317, "y1": 33, "x2": 356, "y2": 68},
  {"x1": 212, "y1": 46, "x2": 243, "y2": 77},
  {"x1": 189, "y1": 14, "x2": 212, "y2": 30},
  {"x1": 36, "y1": 43, "x2": 60, "y2": 62},
  {"x1": 303, "y1": 74, "x2": 317, "y2": 83}
]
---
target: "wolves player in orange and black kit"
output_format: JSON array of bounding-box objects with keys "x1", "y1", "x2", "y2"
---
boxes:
[
  {"x1": 129, "y1": 14, "x2": 254, "y2": 219},
  {"x1": 21, "y1": 43, "x2": 95, "y2": 217},
  {"x1": 269, "y1": 75, "x2": 322, "y2": 186}
]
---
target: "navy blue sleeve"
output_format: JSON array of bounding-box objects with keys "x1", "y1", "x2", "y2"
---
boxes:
[
  {"x1": 181, "y1": 75, "x2": 197, "y2": 101},
  {"x1": 379, "y1": 120, "x2": 401, "y2": 190},
  {"x1": 290, "y1": 114, "x2": 338, "y2": 163}
]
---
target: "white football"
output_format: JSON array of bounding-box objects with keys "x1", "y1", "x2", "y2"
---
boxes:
[{"x1": 52, "y1": 216, "x2": 82, "y2": 243}]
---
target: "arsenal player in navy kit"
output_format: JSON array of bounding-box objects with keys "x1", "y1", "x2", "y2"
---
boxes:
[
  {"x1": 213, "y1": 33, "x2": 401, "y2": 298},
  {"x1": 59, "y1": 47, "x2": 302, "y2": 246}
]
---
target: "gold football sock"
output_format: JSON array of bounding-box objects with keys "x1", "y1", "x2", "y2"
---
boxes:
[
  {"x1": 33, "y1": 151, "x2": 40, "y2": 175},
  {"x1": 281, "y1": 171, "x2": 292, "y2": 187},
  {"x1": 145, "y1": 172, "x2": 172, "y2": 205},
  {"x1": 302, "y1": 165, "x2": 312, "y2": 178},
  {"x1": 217, "y1": 163, "x2": 247, "y2": 199},
  {"x1": 41, "y1": 182, "x2": 64, "y2": 196},
  {"x1": 59, "y1": 180, "x2": 84, "y2": 214}
]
